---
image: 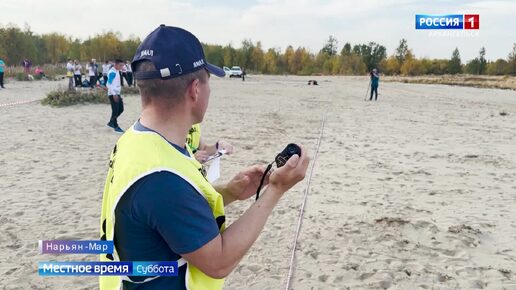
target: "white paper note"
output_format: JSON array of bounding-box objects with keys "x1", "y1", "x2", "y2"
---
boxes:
[{"x1": 206, "y1": 151, "x2": 225, "y2": 183}]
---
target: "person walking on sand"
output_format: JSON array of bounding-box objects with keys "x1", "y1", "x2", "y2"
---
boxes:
[
  {"x1": 0, "y1": 57, "x2": 5, "y2": 88},
  {"x1": 106, "y1": 59, "x2": 125, "y2": 133},
  {"x1": 369, "y1": 68, "x2": 380, "y2": 101},
  {"x1": 99, "y1": 25, "x2": 309, "y2": 290}
]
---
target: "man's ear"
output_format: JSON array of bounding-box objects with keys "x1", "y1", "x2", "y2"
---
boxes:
[{"x1": 187, "y1": 78, "x2": 200, "y2": 102}]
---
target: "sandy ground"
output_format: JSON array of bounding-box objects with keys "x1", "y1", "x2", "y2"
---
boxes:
[{"x1": 0, "y1": 76, "x2": 515, "y2": 289}]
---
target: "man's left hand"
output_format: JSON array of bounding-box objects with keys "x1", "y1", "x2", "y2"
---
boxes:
[{"x1": 222, "y1": 164, "x2": 268, "y2": 201}]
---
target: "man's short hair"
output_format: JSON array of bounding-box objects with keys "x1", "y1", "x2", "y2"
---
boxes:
[
  {"x1": 134, "y1": 60, "x2": 208, "y2": 107},
  {"x1": 115, "y1": 59, "x2": 124, "y2": 64}
]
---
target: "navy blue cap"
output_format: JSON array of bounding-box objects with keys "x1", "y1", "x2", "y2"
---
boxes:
[{"x1": 132, "y1": 25, "x2": 225, "y2": 79}]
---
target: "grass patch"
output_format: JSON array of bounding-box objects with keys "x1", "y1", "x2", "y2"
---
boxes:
[
  {"x1": 15, "y1": 72, "x2": 30, "y2": 81},
  {"x1": 42, "y1": 88, "x2": 110, "y2": 107},
  {"x1": 383, "y1": 75, "x2": 516, "y2": 90},
  {"x1": 123, "y1": 86, "x2": 140, "y2": 95}
]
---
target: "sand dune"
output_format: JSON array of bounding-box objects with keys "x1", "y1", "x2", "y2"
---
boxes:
[{"x1": 1, "y1": 76, "x2": 515, "y2": 289}]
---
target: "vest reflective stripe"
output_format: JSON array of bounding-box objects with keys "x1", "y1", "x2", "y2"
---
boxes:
[
  {"x1": 186, "y1": 123, "x2": 202, "y2": 152},
  {"x1": 99, "y1": 125, "x2": 225, "y2": 290},
  {"x1": 121, "y1": 275, "x2": 160, "y2": 284}
]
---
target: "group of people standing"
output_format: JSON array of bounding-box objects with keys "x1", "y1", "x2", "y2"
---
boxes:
[
  {"x1": 64, "y1": 58, "x2": 133, "y2": 133},
  {"x1": 65, "y1": 59, "x2": 135, "y2": 90}
]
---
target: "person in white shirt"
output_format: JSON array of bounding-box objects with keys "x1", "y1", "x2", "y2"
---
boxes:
[
  {"x1": 125, "y1": 60, "x2": 134, "y2": 87},
  {"x1": 102, "y1": 61, "x2": 111, "y2": 86},
  {"x1": 106, "y1": 59, "x2": 125, "y2": 133},
  {"x1": 120, "y1": 62, "x2": 127, "y2": 87},
  {"x1": 74, "y1": 60, "x2": 82, "y2": 87},
  {"x1": 66, "y1": 59, "x2": 74, "y2": 90},
  {"x1": 87, "y1": 58, "x2": 98, "y2": 88}
]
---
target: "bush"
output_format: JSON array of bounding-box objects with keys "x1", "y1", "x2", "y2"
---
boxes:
[
  {"x1": 123, "y1": 86, "x2": 140, "y2": 95},
  {"x1": 15, "y1": 72, "x2": 30, "y2": 81},
  {"x1": 42, "y1": 88, "x2": 110, "y2": 107}
]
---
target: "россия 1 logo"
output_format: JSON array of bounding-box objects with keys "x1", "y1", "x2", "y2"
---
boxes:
[{"x1": 416, "y1": 14, "x2": 479, "y2": 30}]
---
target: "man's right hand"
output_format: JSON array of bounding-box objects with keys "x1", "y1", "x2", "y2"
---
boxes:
[
  {"x1": 182, "y1": 145, "x2": 309, "y2": 279},
  {"x1": 268, "y1": 145, "x2": 310, "y2": 193}
]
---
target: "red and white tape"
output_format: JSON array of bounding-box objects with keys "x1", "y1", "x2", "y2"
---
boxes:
[{"x1": 0, "y1": 99, "x2": 41, "y2": 108}]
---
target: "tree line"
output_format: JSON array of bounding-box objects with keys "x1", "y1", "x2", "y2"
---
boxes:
[{"x1": 1, "y1": 24, "x2": 515, "y2": 76}]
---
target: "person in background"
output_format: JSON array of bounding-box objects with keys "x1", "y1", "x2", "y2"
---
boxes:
[
  {"x1": 187, "y1": 123, "x2": 235, "y2": 163},
  {"x1": 22, "y1": 59, "x2": 32, "y2": 75},
  {"x1": 125, "y1": 60, "x2": 134, "y2": 87},
  {"x1": 369, "y1": 68, "x2": 380, "y2": 101},
  {"x1": 87, "y1": 59, "x2": 98, "y2": 88},
  {"x1": 34, "y1": 66, "x2": 46, "y2": 79},
  {"x1": 66, "y1": 59, "x2": 74, "y2": 90},
  {"x1": 120, "y1": 62, "x2": 127, "y2": 87},
  {"x1": 102, "y1": 60, "x2": 111, "y2": 86},
  {"x1": 74, "y1": 60, "x2": 82, "y2": 87},
  {"x1": 0, "y1": 57, "x2": 5, "y2": 88},
  {"x1": 106, "y1": 59, "x2": 125, "y2": 133}
]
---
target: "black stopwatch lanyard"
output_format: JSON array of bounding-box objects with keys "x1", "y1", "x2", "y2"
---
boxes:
[{"x1": 255, "y1": 162, "x2": 274, "y2": 200}]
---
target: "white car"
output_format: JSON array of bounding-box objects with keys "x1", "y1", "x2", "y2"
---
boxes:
[{"x1": 223, "y1": 66, "x2": 243, "y2": 78}]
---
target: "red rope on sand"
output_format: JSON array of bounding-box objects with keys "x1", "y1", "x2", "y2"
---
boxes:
[{"x1": 0, "y1": 99, "x2": 41, "y2": 108}]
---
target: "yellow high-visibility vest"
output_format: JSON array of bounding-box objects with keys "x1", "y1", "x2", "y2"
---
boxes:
[{"x1": 99, "y1": 125, "x2": 225, "y2": 290}]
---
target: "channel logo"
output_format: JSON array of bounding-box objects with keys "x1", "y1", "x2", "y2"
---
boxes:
[{"x1": 416, "y1": 14, "x2": 479, "y2": 30}]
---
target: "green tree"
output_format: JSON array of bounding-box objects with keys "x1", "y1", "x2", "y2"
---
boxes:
[
  {"x1": 486, "y1": 59, "x2": 509, "y2": 75},
  {"x1": 448, "y1": 48, "x2": 462, "y2": 74},
  {"x1": 478, "y1": 47, "x2": 487, "y2": 74},
  {"x1": 120, "y1": 37, "x2": 142, "y2": 62},
  {"x1": 68, "y1": 39, "x2": 82, "y2": 60},
  {"x1": 250, "y1": 41, "x2": 264, "y2": 72},
  {"x1": 380, "y1": 56, "x2": 400, "y2": 75},
  {"x1": 395, "y1": 38, "x2": 409, "y2": 66},
  {"x1": 284, "y1": 45, "x2": 296, "y2": 74},
  {"x1": 236, "y1": 39, "x2": 254, "y2": 69},
  {"x1": 340, "y1": 53, "x2": 366, "y2": 75},
  {"x1": 42, "y1": 33, "x2": 70, "y2": 63},
  {"x1": 203, "y1": 44, "x2": 225, "y2": 68},
  {"x1": 400, "y1": 51, "x2": 423, "y2": 76},
  {"x1": 263, "y1": 48, "x2": 280, "y2": 74},
  {"x1": 352, "y1": 42, "x2": 386, "y2": 71},
  {"x1": 507, "y1": 43, "x2": 516, "y2": 75},
  {"x1": 341, "y1": 42, "x2": 352, "y2": 56},
  {"x1": 321, "y1": 35, "x2": 338, "y2": 56},
  {"x1": 223, "y1": 44, "x2": 236, "y2": 67},
  {"x1": 465, "y1": 58, "x2": 480, "y2": 74}
]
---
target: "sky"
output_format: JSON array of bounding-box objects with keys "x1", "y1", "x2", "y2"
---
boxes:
[{"x1": 1, "y1": 0, "x2": 515, "y2": 61}]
